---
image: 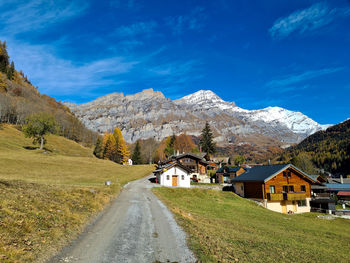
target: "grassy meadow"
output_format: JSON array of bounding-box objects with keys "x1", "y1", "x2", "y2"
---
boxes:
[
  {"x1": 0, "y1": 124, "x2": 154, "y2": 262},
  {"x1": 153, "y1": 187, "x2": 350, "y2": 263}
]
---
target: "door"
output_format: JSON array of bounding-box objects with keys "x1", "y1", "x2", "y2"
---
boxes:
[
  {"x1": 172, "y1": 176, "x2": 178, "y2": 186},
  {"x1": 281, "y1": 201, "x2": 287, "y2": 214}
]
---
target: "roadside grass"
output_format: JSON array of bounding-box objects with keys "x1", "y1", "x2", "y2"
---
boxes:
[
  {"x1": 153, "y1": 187, "x2": 350, "y2": 263},
  {"x1": 0, "y1": 125, "x2": 154, "y2": 262}
]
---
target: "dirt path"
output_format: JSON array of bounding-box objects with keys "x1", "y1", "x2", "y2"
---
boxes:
[{"x1": 50, "y1": 176, "x2": 196, "y2": 263}]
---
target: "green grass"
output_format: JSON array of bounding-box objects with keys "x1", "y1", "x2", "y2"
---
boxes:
[
  {"x1": 153, "y1": 187, "x2": 350, "y2": 263},
  {"x1": 190, "y1": 182, "x2": 217, "y2": 185},
  {"x1": 0, "y1": 125, "x2": 155, "y2": 262},
  {"x1": 336, "y1": 204, "x2": 350, "y2": 210}
]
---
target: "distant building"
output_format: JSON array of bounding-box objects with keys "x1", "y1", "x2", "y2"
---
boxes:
[
  {"x1": 232, "y1": 164, "x2": 317, "y2": 214},
  {"x1": 164, "y1": 153, "x2": 210, "y2": 183},
  {"x1": 215, "y1": 166, "x2": 246, "y2": 184}
]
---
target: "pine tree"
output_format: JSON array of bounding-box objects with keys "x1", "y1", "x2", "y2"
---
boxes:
[
  {"x1": 132, "y1": 141, "x2": 142, "y2": 164},
  {"x1": 199, "y1": 121, "x2": 216, "y2": 155},
  {"x1": 0, "y1": 41, "x2": 10, "y2": 74},
  {"x1": 7, "y1": 61, "x2": 15, "y2": 80},
  {"x1": 164, "y1": 135, "x2": 176, "y2": 157},
  {"x1": 93, "y1": 137, "x2": 103, "y2": 158}
]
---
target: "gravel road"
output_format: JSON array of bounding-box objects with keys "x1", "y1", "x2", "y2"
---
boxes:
[{"x1": 50, "y1": 176, "x2": 196, "y2": 263}]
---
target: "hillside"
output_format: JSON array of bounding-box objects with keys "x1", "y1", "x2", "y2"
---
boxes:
[
  {"x1": 0, "y1": 125, "x2": 154, "y2": 262},
  {"x1": 0, "y1": 40, "x2": 97, "y2": 147},
  {"x1": 280, "y1": 119, "x2": 350, "y2": 175},
  {"x1": 153, "y1": 187, "x2": 350, "y2": 263}
]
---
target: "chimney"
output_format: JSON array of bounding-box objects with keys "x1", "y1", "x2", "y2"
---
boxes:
[
  {"x1": 340, "y1": 175, "x2": 344, "y2": 184},
  {"x1": 177, "y1": 150, "x2": 179, "y2": 156}
]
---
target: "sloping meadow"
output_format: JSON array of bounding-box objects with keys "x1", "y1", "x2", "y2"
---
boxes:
[
  {"x1": 0, "y1": 125, "x2": 154, "y2": 262},
  {"x1": 153, "y1": 187, "x2": 350, "y2": 263}
]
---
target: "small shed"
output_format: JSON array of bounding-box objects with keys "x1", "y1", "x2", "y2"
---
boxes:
[{"x1": 154, "y1": 162, "x2": 191, "y2": 188}]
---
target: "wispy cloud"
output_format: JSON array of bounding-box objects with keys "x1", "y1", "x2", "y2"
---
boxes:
[
  {"x1": 7, "y1": 40, "x2": 138, "y2": 96},
  {"x1": 269, "y1": 2, "x2": 350, "y2": 39},
  {"x1": 113, "y1": 21, "x2": 158, "y2": 38},
  {"x1": 166, "y1": 7, "x2": 207, "y2": 35},
  {"x1": 0, "y1": 0, "x2": 88, "y2": 36},
  {"x1": 266, "y1": 67, "x2": 344, "y2": 88}
]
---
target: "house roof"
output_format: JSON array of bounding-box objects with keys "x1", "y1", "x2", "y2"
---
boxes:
[
  {"x1": 216, "y1": 166, "x2": 244, "y2": 174},
  {"x1": 324, "y1": 184, "x2": 350, "y2": 191},
  {"x1": 168, "y1": 153, "x2": 209, "y2": 164},
  {"x1": 337, "y1": 191, "x2": 350, "y2": 196},
  {"x1": 327, "y1": 178, "x2": 350, "y2": 184},
  {"x1": 232, "y1": 164, "x2": 317, "y2": 183},
  {"x1": 154, "y1": 162, "x2": 192, "y2": 174}
]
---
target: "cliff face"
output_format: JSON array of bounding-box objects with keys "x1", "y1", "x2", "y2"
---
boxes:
[{"x1": 65, "y1": 89, "x2": 329, "y2": 146}]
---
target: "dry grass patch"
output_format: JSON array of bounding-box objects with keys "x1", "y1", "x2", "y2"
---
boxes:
[
  {"x1": 153, "y1": 187, "x2": 350, "y2": 263},
  {"x1": 0, "y1": 124, "x2": 155, "y2": 262}
]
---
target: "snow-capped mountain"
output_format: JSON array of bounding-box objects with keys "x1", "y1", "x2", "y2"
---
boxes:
[{"x1": 65, "y1": 89, "x2": 330, "y2": 145}]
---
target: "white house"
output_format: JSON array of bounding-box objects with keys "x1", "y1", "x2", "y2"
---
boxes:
[{"x1": 153, "y1": 162, "x2": 191, "y2": 188}]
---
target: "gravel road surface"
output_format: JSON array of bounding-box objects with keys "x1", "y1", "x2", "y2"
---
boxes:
[{"x1": 50, "y1": 176, "x2": 196, "y2": 263}]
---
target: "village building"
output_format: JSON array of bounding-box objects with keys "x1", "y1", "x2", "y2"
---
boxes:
[
  {"x1": 153, "y1": 162, "x2": 191, "y2": 188},
  {"x1": 215, "y1": 166, "x2": 246, "y2": 184},
  {"x1": 211, "y1": 156, "x2": 230, "y2": 168},
  {"x1": 166, "y1": 153, "x2": 210, "y2": 183},
  {"x1": 232, "y1": 164, "x2": 317, "y2": 214}
]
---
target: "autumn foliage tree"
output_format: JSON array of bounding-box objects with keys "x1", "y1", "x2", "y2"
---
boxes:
[
  {"x1": 94, "y1": 128, "x2": 130, "y2": 164},
  {"x1": 22, "y1": 112, "x2": 57, "y2": 150}
]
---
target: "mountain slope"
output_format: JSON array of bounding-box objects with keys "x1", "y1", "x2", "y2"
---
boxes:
[
  {"x1": 66, "y1": 89, "x2": 328, "y2": 148},
  {"x1": 281, "y1": 119, "x2": 350, "y2": 175}
]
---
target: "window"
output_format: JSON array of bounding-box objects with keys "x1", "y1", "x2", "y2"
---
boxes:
[
  {"x1": 269, "y1": 186, "x2": 275, "y2": 194},
  {"x1": 301, "y1": 185, "x2": 306, "y2": 192},
  {"x1": 181, "y1": 175, "x2": 184, "y2": 180},
  {"x1": 288, "y1": 185, "x2": 294, "y2": 192},
  {"x1": 283, "y1": 185, "x2": 288, "y2": 192},
  {"x1": 166, "y1": 175, "x2": 170, "y2": 180},
  {"x1": 241, "y1": 185, "x2": 244, "y2": 191},
  {"x1": 288, "y1": 171, "x2": 291, "y2": 178},
  {"x1": 283, "y1": 171, "x2": 287, "y2": 178},
  {"x1": 297, "y1": 200, "x2": 307, "y2": 207}
]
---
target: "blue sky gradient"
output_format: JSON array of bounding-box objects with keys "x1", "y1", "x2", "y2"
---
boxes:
[{"x1": 0, "y1": 0, "x2": 349, "y2": 124}]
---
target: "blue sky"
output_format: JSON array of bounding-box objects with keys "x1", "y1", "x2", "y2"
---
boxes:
[{"x1": 0, "y1": 0, "x2": 349, "y2": 124}]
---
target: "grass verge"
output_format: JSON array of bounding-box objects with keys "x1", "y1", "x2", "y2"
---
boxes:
[
  {"x1": 0, "y1": 125, "x2": 154, "y2": 262},
  {"x1": 153, "y1": 187, "x2": 350, "y2": 263}
]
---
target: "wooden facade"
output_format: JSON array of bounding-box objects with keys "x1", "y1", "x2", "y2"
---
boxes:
[
  {"x1": 264, "y1": 167, "x2": 312, "y2": 200},
  {"x1": 175, "y1": 155, "x2": 208, "y2": 175},
  {"x1": 242, "y1": 167, "x2": 312, "y2": 200}
]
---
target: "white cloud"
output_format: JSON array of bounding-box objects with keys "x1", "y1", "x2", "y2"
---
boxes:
[
  {"x1": 269, "y1": 2, "x2": 350, "y2": 39},
  {"x1": 0, "y1": 0, "x2": 88, "y2": 36},
  {"x1": 266, "y1": 67, "x2": 344, "y2": 88},
  {"x1": 7, "y1": 40, "x2": 138, "y2": 96},
  {"x1": 114, "y1": 21, "x2": 158, "y2": 38},
  {"x1": 166, "y1": 7, "x2": 207, "y2": 35}
]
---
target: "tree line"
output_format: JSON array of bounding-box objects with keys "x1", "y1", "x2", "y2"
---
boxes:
[
  {"x1": 93, "y1": 128, "x2": 131, "y2": 165},
  {"x1": 0, "y1": 40, "x2": 99, "y2": 146}
]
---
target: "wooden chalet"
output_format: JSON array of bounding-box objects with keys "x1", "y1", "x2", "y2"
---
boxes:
[
  {"x1": 232, "y1": 164, "x2": 318, "y2": 214},
  {"x1": 167, "y1": 153, "x2": 209, "y2": 176},
  {"x1": 215, "y1": 166, "x2": 246, "y2": 184}
]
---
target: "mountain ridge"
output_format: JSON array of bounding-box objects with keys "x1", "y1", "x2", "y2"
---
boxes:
[{"x1": 64, "y1": 89, "x2": 330, "y2": 146}]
